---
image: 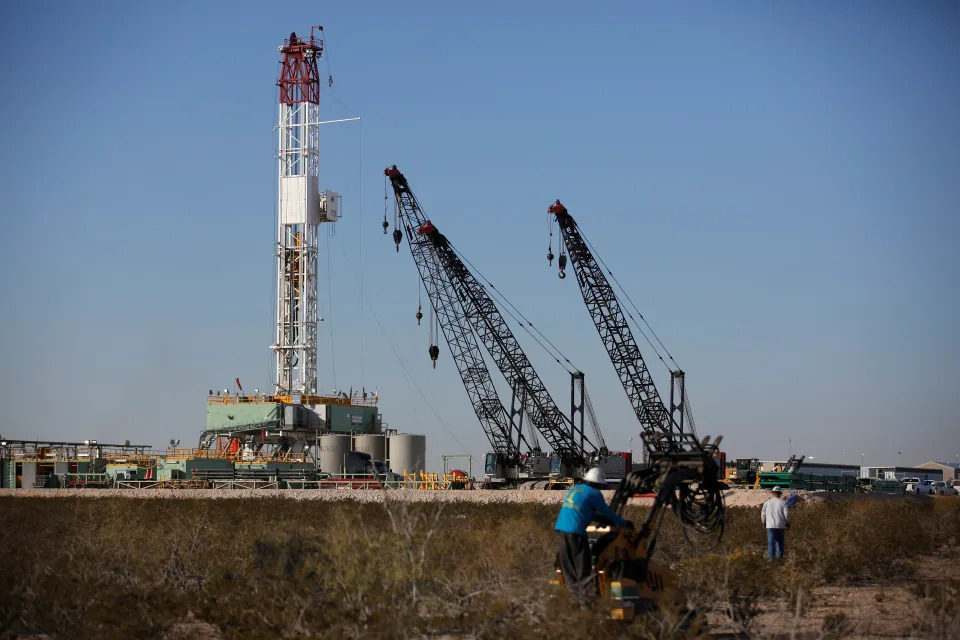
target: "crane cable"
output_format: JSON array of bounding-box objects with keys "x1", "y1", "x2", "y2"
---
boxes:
[
  {"x1": 333, "y1": 236, "x2": 472, "y2": 454},
  {"x1": 450, "y1": 243, "x2": 578, "y2": 375},
  {"x1": 577, "y1": 226, "x2": 681, "y2": 374},
  {"x1": 383, "y1": 174, "x2": 390, "y2": 233},
  {"x1": 450, "y1": 243, "x2": 601, "y2": 446},
  {"x1": 457, "y1": 250, "x2": 576, "y2": 375},
  {"x1": 323, "y1": 30, "x2": 334, "y2": 88},
  {"x1": 581, "y1": 381, "x2": 606, "y2": 450},
  {"x1": 358, "y1": 118, "x2": 364, "y2": 390},
  {"x1": 576, "y1": 228, "x2": 702, "y2": 436},
  {"x1": 683, "y1": 386, "x2": 698, "y2": 435},
  {"x1": 326, "y1": 232, "x2": 337, "y2": 388},
  {"x1": 561, "y1": 230, "x2": 669, "y2": 372},
  {"x1": 438, "y1": 243, "x2": 561, "y2": 451}
]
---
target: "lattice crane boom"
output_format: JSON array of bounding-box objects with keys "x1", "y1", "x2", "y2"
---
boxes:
[
  {"x1": 548, "y1": 200, "x2": 701, "y2": 455},
  {"x1": 385, "y1": 167, "x2": 532, "y2": 462},
  {"x1": 386, "y1": 167, "x2": 599, "y2": 467},
  {"x1": 424, "y1": 226, "x2": 596, "y2": 463}
]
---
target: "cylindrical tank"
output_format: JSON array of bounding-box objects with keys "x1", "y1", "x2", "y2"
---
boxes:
[
  {"x1": 353, "y1": 434, "x2": 386, "y2": 462},
  {"x1": 319, "y1": 434, "x2": 351, "y2": 474},
  {"x1": 387, "y1": 433, "x2": 426, "y2": 475}
]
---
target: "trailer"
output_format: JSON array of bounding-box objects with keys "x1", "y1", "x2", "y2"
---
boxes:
[{"x1": 759, "y1": 471, "x2": 857, "y2": 492}]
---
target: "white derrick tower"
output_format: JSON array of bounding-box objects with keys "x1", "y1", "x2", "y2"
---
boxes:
[{"x1": 272, "y1": 27, "x2": 339, "y2": 396}]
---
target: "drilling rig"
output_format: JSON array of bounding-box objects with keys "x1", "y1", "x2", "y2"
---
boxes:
[{"x1": 198, "y1": 29, "x2": 383, "y2": 466}]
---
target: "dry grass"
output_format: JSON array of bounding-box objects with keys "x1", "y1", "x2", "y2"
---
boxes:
[{"x1": 0, "y1": 495, "x2": 956, "y2": 639}]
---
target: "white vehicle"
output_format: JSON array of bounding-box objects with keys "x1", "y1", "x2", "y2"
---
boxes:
[
  {"x1": 951, "y1": 480, "x2": 960, "y2": 494},
  {"x1": 930, "y1": 481, "x2": 958, "y2": 496},
  {"x1": 906, "y1": 480, "x2": 935, "y2": 495}
]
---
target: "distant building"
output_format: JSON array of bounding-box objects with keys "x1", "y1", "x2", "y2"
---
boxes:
[
  {"x1": 917, "y1": 461, "x2": 959, "y2": 482},
  {"x1": 861, "y1": 465, "x2": 943, "y2": 481}
]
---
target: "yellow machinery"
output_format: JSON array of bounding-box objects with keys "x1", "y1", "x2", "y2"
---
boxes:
[
  {"x1": 552, "y1": 444, "x2": 726, "y2": 620},
  {"x1": 725, "y1": 457, "x2": 759, "y2": 487}
]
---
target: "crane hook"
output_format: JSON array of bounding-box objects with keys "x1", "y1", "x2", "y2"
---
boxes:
[
  {"x1": 382, "y1": 218, "x2": 389, "y2": 234},
  {"x1": 416, "y1": 304, "x2": 423, "y2": 325},
  {"x1": 558, "y1": 253, "x2": 567, "y2": 279},
  {"x1": 547, "y1": 223, "x2": 554, "y2": 265},
  {"x1": 428, "y1": 344, "x2": 440, "y2": 369},
  {"x1": 392, "y1": 228, "x2": 403, "y2": 251}
]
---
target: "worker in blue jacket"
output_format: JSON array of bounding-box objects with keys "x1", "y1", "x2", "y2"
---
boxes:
[{"x1": 555, "y1": 467, "x2": 630, "y2": 601}]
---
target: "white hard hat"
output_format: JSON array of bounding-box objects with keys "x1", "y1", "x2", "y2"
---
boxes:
[
  {"x1": 584, "y1": 467, "x2": 607, "y2": 485},
  {"x1": 772, "y1": 486, "x2": 782, "y2": 493}
]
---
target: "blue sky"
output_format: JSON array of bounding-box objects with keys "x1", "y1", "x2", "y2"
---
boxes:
[{"x1": 1, "y1": 2, "x2": 957, "y2": 469}]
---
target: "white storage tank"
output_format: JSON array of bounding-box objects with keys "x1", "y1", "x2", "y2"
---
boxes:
[
  {"x1": 387, "y1": 433, "x2": 426, "y2": 476},
  {"x1": 353, "y1": 434, "x2": 386, "y2": 462},
  {"x1": 319, "y1": 434, "x2": 351, "y2": 474}
]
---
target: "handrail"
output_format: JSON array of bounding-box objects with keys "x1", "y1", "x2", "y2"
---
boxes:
[
  {"x1": 233, "y1": 451, "x2": 313, "y2": 463},
  {"x1": 164, "y1": 448, "x2": 232, "y2": 460},
  {"x1": 4, "y1": 448, "x2": 165, "y2": 463},
  {"x1": 207, "y1": 393, "x2": 378, "y2": 407}
]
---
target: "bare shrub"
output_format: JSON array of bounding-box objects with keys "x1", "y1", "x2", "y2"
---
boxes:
[
  {"x1": 821, "y1": 612, "x2": 855, "y2": 639},
  {"x1": 910, "y1": 578, "x2": 960, "y2": 640},
  {"x1": 381, "y1": 490, "x2": 445, "y2": 607},
  {"x1": 674, "y1": 549, "x2": 777, "y2": 634},
  {"x1": 0, "y1": 495, "x2": 956, "y2": 639}
]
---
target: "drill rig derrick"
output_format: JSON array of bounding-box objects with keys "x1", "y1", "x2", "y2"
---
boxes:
[
  {"x1": 386, "y1": 167, "x2": 600, "y2": 474},
  {"x1": 383, "y1": 166, "x2": 532, "y2": 471}
]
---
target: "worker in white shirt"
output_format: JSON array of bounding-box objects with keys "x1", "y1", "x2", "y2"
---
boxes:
[{"x1": 760, "y1": 485, "x2": 790, "y2": 560}]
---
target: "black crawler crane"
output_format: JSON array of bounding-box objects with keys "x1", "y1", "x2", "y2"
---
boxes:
[
  {"x1": 386, "y1": 167, "x2": 615, "y2": 477},
  {"x1": 545, "y1": 198, "x2": 726, "y2": 619},
  {"x1": 547, "y1": 199, "x2": 701, "y2": 456}
]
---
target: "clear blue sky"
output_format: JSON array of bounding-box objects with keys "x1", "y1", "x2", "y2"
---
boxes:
[{"x1": 1, "y1": 2, "x2": 957, "y2": 470}]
